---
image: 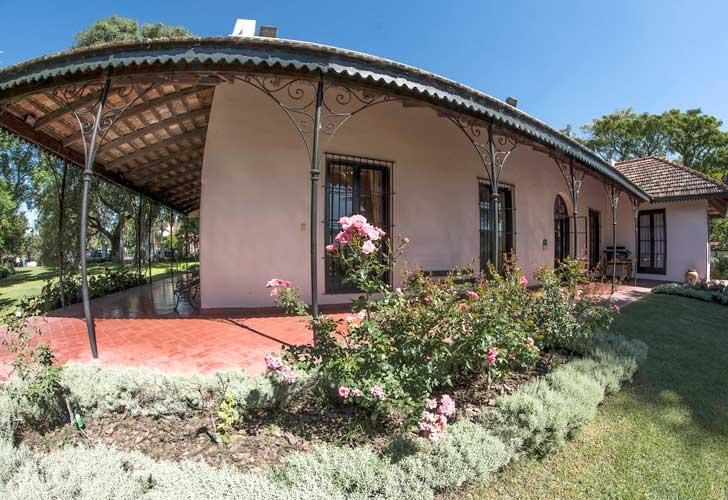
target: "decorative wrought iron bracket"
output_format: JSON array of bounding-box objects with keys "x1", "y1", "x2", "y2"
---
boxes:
[
  {"x1": 554, "y1": 157, "x2": 585, "y2": 214},
  {"x1": 604, "y1": 182, "x2": 622, "y2": 294},
  {"x1": 232, "y1": 73, "x2": 405, "y2": 160}
]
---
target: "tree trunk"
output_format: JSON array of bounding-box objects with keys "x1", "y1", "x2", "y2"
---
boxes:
[{"x1": 110, "y1": 216, "x2": 127, "y2": 263}]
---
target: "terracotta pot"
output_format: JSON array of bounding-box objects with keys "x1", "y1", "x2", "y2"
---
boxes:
[{"x1": 685, "y1": 269, "x2": 699, "y2": 285}]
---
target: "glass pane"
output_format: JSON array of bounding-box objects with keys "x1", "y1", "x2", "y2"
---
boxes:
[{"x1": 359, "y1": 169, "x2": 384, "y2": 228}]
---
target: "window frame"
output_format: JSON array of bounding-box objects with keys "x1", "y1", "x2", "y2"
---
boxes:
[
  {"x1": 324, "y1": 153, "x2": 392, "y2": 294},
  {"x1": 478, "y1": 179, "x2": 516, "y2": 272},
  {"x1": 637, "y1": 208, "x2": 667, "y2": 275}
]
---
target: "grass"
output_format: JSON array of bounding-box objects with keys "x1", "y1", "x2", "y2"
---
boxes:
[
  {"x1": 0, "y1": 262, "x2": 186, "y2": 315},
  {"x1": 457, "y1": 294, "x2": 728, "y2": 500}
]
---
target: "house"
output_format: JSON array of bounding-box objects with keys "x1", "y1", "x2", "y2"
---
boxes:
[{"x1": 1, "y1": 28, "x2": 727, "y2": 314}]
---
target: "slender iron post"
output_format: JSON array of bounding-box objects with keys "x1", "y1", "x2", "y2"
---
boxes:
[
  {"x1": 309, "y1": 75, "x2": 324, "y2": 322},
  {"x1": 136, "y1": 194, "x2": 143, "y2": 275},
  {"x1": 487, "y1": 122, "x2": 500, "y2": 271},
  {"x1": 147, "y1": 204, "x2": 153, "y2": 283},
  {"x1": 169, "y1": 210, "x2": 175, "y2": 286},
  {"x1": 569, "y1": 159, "x2": 578, "y2": 259},
  {"x1": 57, "y1": 160, "x2": 68, "y2": 308},
  {"x1": 78, "y1": 78, "x2": 111, "y2": 359},
  {"x1": 632, "y1": 199, "x2": 640, "y2": 287},
  {"x1": 606, "y1": 184, "x2": 619, "y2": 296}
]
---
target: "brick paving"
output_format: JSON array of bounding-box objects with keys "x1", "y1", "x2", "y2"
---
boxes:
[{"x1": 0, "y1": 277, "x2": 657, "y2": 379}]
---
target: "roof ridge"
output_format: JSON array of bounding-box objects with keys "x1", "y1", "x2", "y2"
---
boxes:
[{"x1": 651, "y1": 156, "x2": 728, "y2": 190}]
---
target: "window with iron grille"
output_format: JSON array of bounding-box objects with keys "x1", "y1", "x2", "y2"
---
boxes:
[
  {"x1": 479, "y1": 181, "x2": 516, "y2": 271},
  {"x1": 638, "y1": 209, "x2": 666, "y2": 274},
  {"x1": 325, "y1": 154, "x2": 392, "y2": 293}
]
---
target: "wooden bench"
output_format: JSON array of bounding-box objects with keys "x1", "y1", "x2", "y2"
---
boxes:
[{"x1": 174, "y1": 272, "x2": 200, "y2": 311}]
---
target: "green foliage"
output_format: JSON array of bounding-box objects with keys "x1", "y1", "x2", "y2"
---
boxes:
[
  {"x1": 74, "y1": 16, "x2": 192, "y2": 48},
  {"x1": 0, "y1": 265, "x2": 13, "y2": 279},
  {"x1": 20, "y1": 266, "x2": 147, "y2": 315},
  {"x1": 653, "y1": 281, "x2": 728, "y2": 306},
  {"x1": 554, "y1": 256, "x2": 587, "y2": 297},
  {"x1": 580, "y1": 107, "x2": 728, "y2": 178},
  {"x1": 0, "y1": 333, "x2": 646, "y2": 499},
  {"x1": 216, "y1": 392, "x2": 240, "y2": 446},
  {"x1": 711, "y1": 254, "x2": 728, "y2": 279}
]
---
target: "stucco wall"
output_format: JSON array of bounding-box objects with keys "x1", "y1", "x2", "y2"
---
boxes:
[
  {"x1": 634, "y1": 200, "x2": 710, "y2": 282},
  {"x1": 199, "y1": 82, "x2": 708, "y2": 308}
]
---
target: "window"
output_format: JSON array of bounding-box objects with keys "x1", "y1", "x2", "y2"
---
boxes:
[
  {"x1": 325, "y1": 154, "x2": 391, "y2": 293},
  {"x1": 554, "y1": 195, "x2": 570, "y2": 265},
  {"x1": 638, "y1": 209, "x2": 666, "y2": 274},
  {"x1": 479, "y1": 181, "x2": 515, "y2": 271}
]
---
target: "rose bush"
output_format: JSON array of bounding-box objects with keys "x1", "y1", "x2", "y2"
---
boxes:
[{"x1": 266, "y1": 214, "x2": 616, "y2": 425}]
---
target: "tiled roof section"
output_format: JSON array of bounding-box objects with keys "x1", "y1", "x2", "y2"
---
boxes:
[{"x1": 615, "y1": 156, "x2": 728, "y2": 202}]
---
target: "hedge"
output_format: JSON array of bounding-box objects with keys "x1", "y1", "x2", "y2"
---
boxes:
[
  {"x1": 0, "y1": 334, "x2": 647, "y2": 499},
  {"x1": 653, "y1": 282, "x2": 728, "y2": 306}
]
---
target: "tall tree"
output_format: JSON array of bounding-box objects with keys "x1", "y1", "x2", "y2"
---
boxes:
[
  {"x1": 74, "y1": 15, "x2": 192, "y2": 48},
  {"x1": 661, "y1": 108, "x2": 728, "y2": 175},
  {"x1": 580, "y1": 108, "x2": 668, "y2": 163}
]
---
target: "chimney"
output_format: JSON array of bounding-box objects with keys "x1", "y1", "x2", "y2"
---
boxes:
[
  {"x1": 505, "y1": 97, "x2": 518, "y2": 108},
  {"x1": 231, "y1": 19, "x2": 256, "y2": 37},
  {"x1": 258, "y1": 25, "x2": 278, "y2": 38}
]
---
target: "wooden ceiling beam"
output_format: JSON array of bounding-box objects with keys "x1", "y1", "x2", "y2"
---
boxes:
[
  {"x1": 121, "y1": 149, "x2": 203, "y2": 178},
  {"x1": 105, "y1": 127, "x2": 207, "y2": 170},
  {"x1": 91, "y1": 107, "x2": 209, "y2": 152}
]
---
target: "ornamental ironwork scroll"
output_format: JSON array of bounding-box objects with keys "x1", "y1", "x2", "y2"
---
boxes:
[
  {"x1": 233, "y1": 74, "x2": 405, "y2": 159},
  {"x1": 445, "y1": 115, "x2": 518, "y2": 187},
  {"x1": 554, "y1": 156, "x2": 586, "y2": 258},
  {"x1": 51, "y1": 79, "x2": 158, "y2": 163}
]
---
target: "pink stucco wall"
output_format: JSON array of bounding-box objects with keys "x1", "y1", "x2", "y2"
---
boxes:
[{"x1": 199, "y1": 82, "x2": 710, "y2": 308}]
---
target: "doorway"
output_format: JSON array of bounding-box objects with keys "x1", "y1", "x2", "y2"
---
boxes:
[
  {"x1": 588, "y1": 209, "x2": 601, "y2": 271},
  {"x1": 554, "y1": 195, "x2": 570, "y2": 265}
]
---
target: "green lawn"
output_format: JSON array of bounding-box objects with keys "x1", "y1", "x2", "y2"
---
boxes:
[
  {"x1": 0, "y1": 262, "x2": 184, "y2": 314},
  {"x1": 462, "y1": 294, "x2": 728, "y2": 500}
]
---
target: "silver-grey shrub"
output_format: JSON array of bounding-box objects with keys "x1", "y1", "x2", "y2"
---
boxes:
[{"x1": 60, "y1": 362, "x2": 311, "y2": 418}]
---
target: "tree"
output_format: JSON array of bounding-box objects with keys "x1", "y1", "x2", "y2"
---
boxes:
[
  {"x1": 580, "y1": 109, "x2": 668, "y2": 163},
  {"x1": 661, "y1": 108, "x2": 728, "y2": 175},
  {"x1": 74, "y1": 15, "x2": 192, "y2": 48}
]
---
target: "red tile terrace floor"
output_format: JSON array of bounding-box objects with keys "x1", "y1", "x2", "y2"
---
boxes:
[
  {"x1": 0, "y1": 277, "x2": 347, "y2": 379},
  {"x1": 0, "y1": 276, "x2": 657, "y2": 379}
]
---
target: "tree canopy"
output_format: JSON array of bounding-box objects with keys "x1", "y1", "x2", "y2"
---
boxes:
[
  {"x1": 74, "y1": 15, "x2": 193, "y2": 48},
  {"x1": 580, "y1": 108, "x2": 728, "y2": 180}
]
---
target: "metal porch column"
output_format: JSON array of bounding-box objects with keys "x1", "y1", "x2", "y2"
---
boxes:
[
  {"x1": 569, "y1": 159, "x2": 579, "y2": 259},
  {"x1": 309, "y1": 76, "x2": 324, "y2": 320},
  {"x1": 78, "y1": 79, "x2": 111, "y2": 359},
  {"x1": 487, "y1": 122, "x2": 500, "y2": 271}
]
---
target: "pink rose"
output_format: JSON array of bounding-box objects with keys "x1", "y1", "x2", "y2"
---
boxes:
[
  {"x1": 437, "y1": 394, "x2": 456, "y2": 417},
  {"x1": 486, "y1": 347, "x2": 500, "y2": 366},
  {"x1": 264, "y1": 353, "x2": 283, "y2": 370},
  {"x1": 371, "y1": 385, "x2": 386, "y2": 400},
  {"x1": 465, "y1": 290, "x2": 479, "y2": 301},
  {"x1": 424, "y1": 295, "x2": 433, "y2": 304},
  {"x1": 351, "y1": 388, "x2": 363, "y2": 398},
  {"x1": 338, "y1": 386, "x2": 351, "y2": 398},
  {"x1": 526, "y1": 336, "x2": 535, "y2": 347},
  {"x1": 613, "y1": 304, "x2": 621, "y2": 314},
  {"x1": 335, "y1": 231, "x2": 351, "y2": 245},
  {"x1": 362, "y1": 240, "x2": 377, "y2": 254},
  {"x1": 279, "y1": 365, "x2": 297, "y2": 384},
  {"x1": 442, "y1": 336, "x2": 455, "y2": 346},
  {"x1": 425, "y1": 398, "x2": 438, "y2": 410},
  {"x1": 325, "y1": 243, "x2": 337, "y2": 252},
  {"x1": 403, "y1": 237, "x2": 410, "y2": 244},
  {"x1": 519, "y1": 276, "x2": 529, "y2": 287}
]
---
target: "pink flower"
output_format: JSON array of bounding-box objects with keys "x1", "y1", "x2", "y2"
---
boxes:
[
  {"x1": 325, "y1": 243, "x2": 337, "y2": 252},
  {"x1": 425, "y1": 398, "x2": 438, "y2": 410},
  {"x1": 395, "y1": 288, "x2": 403, "y2": 295},
  {"x1": 338, "y1": 386, "x2": 351, "y2": 398},
  {"x1": 357, "y1": 310, "x2": 366, "y2": 320},
  {"x1": 424, "y1": 295, "x2": 433, "y2": 304},
  {"x1": 362, "y1": 240, "x2": 377, "y2": 254},
  {"x1": 351, "y1": 388, "x2": 363, "y2": 398},
  {"x1": 265, "y1": 279, "x2": 291, "y2": 289},
  {"x1": 335, "y1": 231, "x2": 351, "y2": 245},
  {"x1": 403, "y1": 237, "x2": 410, "y2": 244},
  {"x1": 486, "y1": 347, "x2": 500, "y2": 366},
  {"x1": 613, "y1": 304, "x2": 621, "y2": 314},
  {"x1": 279, "y1": 365, "x2": 297, "y2": 384},
  {"x1": 519, "y1": 276, "x2": 529, "y2": 287},
  {"x1": 442, "y1": 336, "x2": 455, "y2": 346},
  {"x1": 371, "y1": 385, "x2": 386, "y2": 400},
  {"x1": 464, "y1": 290, "x2": 479, "y2": 301},
  {"x1": 264, "y1": 353, "x2": 283, "y2": 370},
  {"x1": 364, "y1": 224, "x2": 386, "y2": 241},
  {"x1": 526, "y1": 336, "x2": 535, "y2": 347},
  {"x1": 437, "y1": 395, "x2": 456, "y2": 417}
]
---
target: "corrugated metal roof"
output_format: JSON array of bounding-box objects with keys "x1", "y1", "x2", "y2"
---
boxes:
[{"x1": 0, "y1": 36, "x2": 649, "y2": 200}]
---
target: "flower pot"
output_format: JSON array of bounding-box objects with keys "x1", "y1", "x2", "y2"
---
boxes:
[{"x1": 685, "y1": 269, "x2": 699, "y2": 285}]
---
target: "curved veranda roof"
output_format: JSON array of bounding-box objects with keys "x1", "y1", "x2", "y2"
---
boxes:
[{"x1": 0, "y1": 37, "x2": 649, "y2": 213}]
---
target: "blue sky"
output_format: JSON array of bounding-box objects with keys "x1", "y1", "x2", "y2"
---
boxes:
[{"x1": 1, "y1": 0, "x2": 727, "y2": 133}]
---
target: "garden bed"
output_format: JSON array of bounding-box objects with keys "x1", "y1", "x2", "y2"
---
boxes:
[{"x1": 17, "y1": 352, "x2": 568, "y2": 472}]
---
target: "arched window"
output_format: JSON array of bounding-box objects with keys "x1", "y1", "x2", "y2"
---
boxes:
[{"x1": 554, "y1": 195, "x2": 570, "y2": 265}]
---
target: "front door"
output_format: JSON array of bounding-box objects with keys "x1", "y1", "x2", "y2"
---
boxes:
[
  {"x1": 588, "y1": 209, "x2": 600, "y2": 270},
  {"x1": 554, "y1": 195, "x2": 570, "y2": 265}
]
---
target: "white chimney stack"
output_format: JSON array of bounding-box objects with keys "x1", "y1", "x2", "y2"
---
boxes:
[{"x1": 231, "y1": 19, "x2": 256, "y2": 37}]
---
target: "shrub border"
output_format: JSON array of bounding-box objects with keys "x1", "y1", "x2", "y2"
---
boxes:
[{"x1": 0, "y1": 333, "x2": 646, "y2": 499}]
